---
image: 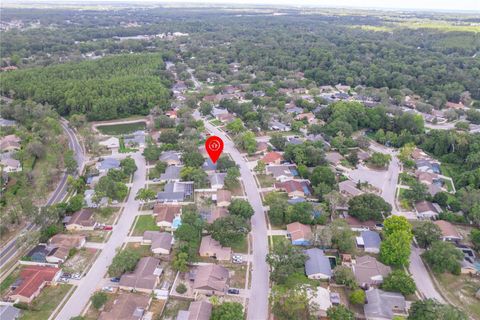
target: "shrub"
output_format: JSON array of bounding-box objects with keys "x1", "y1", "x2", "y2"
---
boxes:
[{"x1": 176, "y1": 283, "x2": 187, "y2": 294}]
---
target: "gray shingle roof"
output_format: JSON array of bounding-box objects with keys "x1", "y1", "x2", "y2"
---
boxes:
[
  {"x1": 364, "y1": 289, "x2": 406, "y2": 319},
  {"x1": 160, "y1": 166, "x2": 182, "y2": 181},
  {"x1": 0, "y1": 305, "x2": 21, "y2": 320},
  {"x1": 304, "y1": 248, "x2": 332, "y2": 278},
  {"x1": 361, "y1": 231, "x2": 381, "y2": 250}
]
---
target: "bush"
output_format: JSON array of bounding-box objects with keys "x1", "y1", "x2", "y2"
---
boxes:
[
  {"x1": 91, "y1": 292, "x2": 108, "y2": 310},
  {"x1": 334, "y1": 266, "x2": 357, "y2": 289},
  {"x1": 349, "y1": 289, "x2": 366, "y2": 305},
  {"x1": 176, "y1": 283, "x2": 187, "y2": 294},
  {"x1": 381, "y1": 270, "x2": 416, "y2": 295}
]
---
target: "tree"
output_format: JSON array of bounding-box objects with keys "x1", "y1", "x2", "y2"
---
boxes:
[
  {"x1": 413, "y1": 222, "x2": 441, "y2": 248},
  {"x1": 368, "y1": 152, "x2": 391, "y2": 168},
  {"x1": 182, "y1": 152, "x2": 204, "y2": 168},
  {"x1": 422, "y1": 241, "x2": 463, "y2": 274},
  {"x1": 326, "y1": 305, "x2": 354, "y2": 320},
  {"x1": 349, "y1": 289, "x2": 366, "y2": 305},
  {"x1": 211, "y1": 302, "x2": 244, "y2": 320},
  {"x1": 64, "y1": 150, "x2": 77, "y2": 174},
  {"x1": 199, "y1": 101, "x2": 213, "y2": 116},
  {"x1": 408, "y1": 299, "x2": 467, "y2": 320},
  {"x1": 270, "y1": 133, "x2": 287, "y2": 151},
  {"x1": 216, "y1": 156, "x2": 237, "y2": 172},
  {"x1": 120, "y1": 157, "x2": 137, "y2": 176},
  {"x1": 91, "y1": 292, "x2": 107, "y2": 310},
  {"x1": 226, "y1": 118, "x2": 244, "y2": 134},
  {"x1": 108, "y1": 249, "x2": 141, "y2": 277},
  {"x1": 334, "y1": 266, "x2": 357, "y2": 289},
  {"x1": 95, "y1": 176, "x2": 128, "y2": 201},
  {"x1": 234, "y1": 131, "x2": 256, "y2": 154},
  {"x1": 67, "y1": 194, "x2": 84, "y2": 212},
  {"x1": 285, "y1": 202, "x2": 313, "y2": 224},
  {"x1": 224, "y1": 167, "x2": 240, "y2": 190},
  {"x1": 264, "y1": 192, "x2": 288, "y2": 226},
  {"x1": 209, "y1": 215, "x2": 250, "y2": 247},
  {"x1": 329, "y1": 219, "x2": 356, "y2": 253},
  {"x1": 143, "y1": 143, "x2": 162, "y2": 161},
  {"x1": 383, "y1": 216, "x2": 412, "y2": 237},
  {"x1": 266, "y1": 240, "x2": 307, "y2": 284},
  {"x1": 254, "y1": 160, "x2": 266, "y2": 174},
  {"x1": 180, "y1": 167, "x2": 208, "y2": 188},
  {"x1": 158, "y1": 129, "x2": 179, "y2": 144},
  {"x1": 172, "y1": 251, "x2": 189, "y2": 272},
  {"x1": 381, "y1": 270, "x2": 416, "y2": 295},
  {"x1": 155, "y1": 115, "x2": 175, "y2": 128},
  {"x1": 135, "y1": 188, "x2": 156, "y2": 201},
  {"x1": 69, "y1": 114, "x2": 87, "y2": 129},
  {"x1": 433, "y1": 192, "x2": 449, "y2": 207},
  {"x1": 348, "y1": 194, "x2": 392, "y2": 222},
  {"x1": 310, "y1": 166, "x2": 336, "y2": 188},
  {"x1": 228, "y1": 199, "x2": 254, "y2": 219},
  {"x1": 403, "y1": 181, "x2": 429, "y2": 203},
  {"x1": 271, "y1": 285, "x2": 318, "y2": 320},
  {"x1": 470, "y1": 228, "x2": 480, "y2": 251},
  {"x1": 380, "y1": 230, "x2": 412, "y2": 266}
]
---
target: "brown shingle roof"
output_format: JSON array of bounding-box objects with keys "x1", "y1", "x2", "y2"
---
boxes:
[
  {"x1": 188, "y1": 301, "x2": 212, "y2": 320},
  {"x1": 49, "y1": 234, "x2": 85, "y2": 249},
  {"x1": 154, "y1": 204, "x2": 181, "y2": 223},
  {"x1": 143, "y1": 231, "x2": 172, "y2": 252},
  {"x1": 99, "y1": 293, "x2": 150, "y2": 320},
  {"x1": 199, "y1": 235, "x2": 231, "y2": 260},
  {"x1": 286, "y1": 222, "x2": 312, "y2": 241},
  {"x1": 353, "y1": 256, "x2": 391, "y2": 286},
  {"x1": 414, "y1": 200, "x2": 439, "y2": 214},
  {"x1": 208, "y1": 207, "x2": 228, "y2": 224},
  {"x1": 434, "y1": 220, "x2": 461, "y2": 239},
  {"x1": 66, "y1": 209, "x2": 95, "y2": 227},
  {"x1": 216, "y1": 190, "x2": 231, "y2": 204},
  {"x1": 10, "y1": 266, "x2": 60, "y2": 300},
  {"x1": 261, "y1": 152, "x2": 283, "y2": 164},
  {"x1": 193, "y1": 264, "x2": 229, "y2": 292},
  {"x1": 119, "y1": 257, "x2": 160, "y2": 291}
]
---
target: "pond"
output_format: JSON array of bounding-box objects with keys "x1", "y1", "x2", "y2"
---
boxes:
[{"x1": 96, "y1": 121, "x2": 146, "y2": 135}]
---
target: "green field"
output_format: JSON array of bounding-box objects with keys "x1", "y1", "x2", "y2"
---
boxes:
[
  {"x1": 21, "y1": 284, "x2": 73, "y2": 320},
  {"x1": 97, "y1": 121, "x2": 146, "y2": 135},
  {"x1": 132, "y1": 215, "x2": 159, "y2": 236}
]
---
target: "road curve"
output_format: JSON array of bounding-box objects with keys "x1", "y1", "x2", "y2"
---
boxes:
[{"x1": 194, "y1": 111, "x2": 269, "y2": 320}]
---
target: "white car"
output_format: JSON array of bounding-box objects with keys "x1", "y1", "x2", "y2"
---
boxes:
[{"x1": 102, "y1": 286, "x2": 115, "y2": 292}]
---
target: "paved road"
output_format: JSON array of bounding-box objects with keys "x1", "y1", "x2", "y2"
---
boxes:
[
  {"x1": 195, "y1": 111, "x2": 269, "y2": 320},
  {"x1": 0, "y1": 119, "x2": 84, "y2": 269},
  {"x1": 409, "y1": 246, "x2": 445, "y2": 302},
  {"x1": 56, "y1": 152, "x2": 146, "y2": 320}
]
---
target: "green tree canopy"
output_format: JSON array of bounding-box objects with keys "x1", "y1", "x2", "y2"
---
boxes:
[
  {"x1": 381, "y1": 270, "x2": 416, "y2": 295},
  {"x1": 211, "y1": 302, "x2": 244, "y2": 320},
  {"x1": 422, "y1": 241, "x2": 463, "y2": 274},
  {"x1": 348, "y1": 193, "x2": 392, "y2": 222}
]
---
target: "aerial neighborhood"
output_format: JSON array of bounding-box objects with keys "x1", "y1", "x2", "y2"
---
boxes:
[{"x1": 0, "y1": 3, "x2": 480, "y2": 320}]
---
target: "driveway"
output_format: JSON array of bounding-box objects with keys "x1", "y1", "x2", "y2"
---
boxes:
[
  {"x1": 56, "y1": 152, "x2": 146, "y2": 320},
  {"x1": 409, "y1": 246, "x2": 445, "y2": 303},
  {"x1": 194, "y1": 111, "x2": 269, "y2": 320}
]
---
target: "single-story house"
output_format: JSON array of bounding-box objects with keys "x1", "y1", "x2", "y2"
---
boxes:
[
  {"x1": 159, "y1": 151, "x2": 182, "y2": 166},
  {"x1": 84, "y1": 189, "x2": 108, "y2": 208},
  {"x1": 97, "y1": 158, "x2": 120, "y2": 173},
  {"x1": 217, "y1": 113, "x2": 235, "y2": 123},
  {"x1": 275, "y1": 180, "x2": 312, "y2": 198},
  {"x1": 192, "y1": 264, "x2": 229, "y2": 296},
  {"x1": 304, "y1": 248, "x2": 332, "y2": 280},
  {"x1": 205, "y1": 207, "x2": 228, "y2": 224},
  {"x1": 261, "y1": 152, "x2": 283, "y2": 165},
  {"x1": 157, "y1": 181, "x2": 194, "y2": 203},
  {"x1": 343, "y1": 215, "x2": 377, "y2": 231},
  {"x1": 65, "y1": 208, "x2": 96, "y2": 231},
  {"x1": 119, "y1": 257, "x2": 162, "y2": 293},
  {"x1": 434, "y1": 220, "x2": 462, "y2": 242},
  {"x1": 339, "y1": 180, "x2": 363, "y2": 198},
  {"x1": 0, "y1": 135, "x2": 21, "y2": 153},
  {"x1": 160, "y1": 166, "x2": 182, "y2": 182},
  {"x1": 356, "y1": 231, "x2": 382, "y2": 254},
  {"x1": 99, "y1": 137, "x2": 120, "y2": 149},
  {"x1": 256, "y1": 141, "x2": 269, "y2": 153},
  {"x1": 0, "y1": 305, "x2": 21, "y2": 320},
  {"x1": 415, "y1": 159, "x2": 441, "y2": 174},
  {"x1": 142, "y1": 231, "x2": 173, "y2": 255},
  {"x1": 0, "y1": 158, "x2": 21, "y2": 172},
  {"x1": 46, "y1": 234, "x2": 86, "y2": 264},
  {"x1": 209, "y1": 172, "x2": 226, "y2": 190},
  {"x1": 295, "y1": 112, "x2": 316, "y2": 124},
  {"x1": 353, "y1": 255, "x2": 391, "y2": 288},
  {"x1": 286, "y1": 222, "x2": 312, "y2": 246},
  {"x1": 216, "y1": 190, "x2": 232, "y2": 207},
  {"x1": 414, "y1": 200, "x2": 441, "y2": 219},
  {"x1": 364, "y1": 289, "x2": 407, "y2": 320},
  {"x1": 177, "y1": 301, "x2": 212, "y2": 320},
  {"x1": 98, "y1": 293, "x2": 151, "y2": 320},
  {"x1": 266, "y1": 164, "x2": 297, "y2": 182},
  {"x1": 269, "y1": 120, "x2": 291, "y2": 132},
  {"x1": 199, "y1": 235, "x2": 232, "y2": 261},
  {"x1": 153, "y1": 204, "x2": 181, "y2": 229},
  {"x1": 124, "y1": 131, "x2": 145, "y2": 148},
  {"x1": 325, "y1": 152, "x2": 344, "y2": 166},
  {"x1": 307, "y1": 286, "x2": 332, "y2": 318},
  {"x1": 9, "y1": 266, "x2": 61, "y2": 303}
]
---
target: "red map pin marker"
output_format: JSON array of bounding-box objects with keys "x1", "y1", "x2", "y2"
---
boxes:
[{"x1": 205, "y1": 135, "x2": 224, "y2": 164}]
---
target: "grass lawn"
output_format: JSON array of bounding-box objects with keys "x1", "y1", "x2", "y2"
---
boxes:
[
  {"x1": 147, "y1": 182, "x2": 165, "y2": 194},
  {"x1": 94, "y1": 207, "x2": 118, "y2": 224},
  {"x1": 209, "y1": 119, "x2": 222, "y2": 126},
  {"x1": 256, "y1": 174, "x2": 276, "y2": 188},
  {"x1": 229, "y1": 264, "x2": 247, "y2": 288},
  {"x1": 230, "y1": 236, "x2": 248, "y2": 253},
  {"x1": 86, "y1": 230, "x2": 107, "y2": 243},
  {"x1": 435, "y1": 273, "x2": 480, "y2": 319},
  {"x1": 126, "y1": 243, "x2": 152, "y2": 257},
  {"x1": 271, "y1": 235, "x2": 288, "y2": 249},
  {"x1": 162, "y1": 299, "x2": 190, "y2": 320},
  {"x1": 0, "y1": 268, "x2": 20, "y2": 295},
  {"x1": 21, "y1": 284, "x2": 72, "y2": 320},
  {"x1": 132, "y1": 215, "x2": 159, "y2": 236},
  {"x1": 442, "y1": 178, "x2": 454, "y2": 192},
  {"x1": 96, "y1": 121, "x2": 146, "y2": 135}
]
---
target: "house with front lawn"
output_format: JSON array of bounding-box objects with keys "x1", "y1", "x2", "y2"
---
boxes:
[
  {"x1": 192, "y1": 264, "x2": 229, "y2": 296},
  {"x1": 154, "y1": 204, "x2": 181, "y2": 229},
  {"x1": 364, "y1": 289, "x2": 407, "y2": 320},
  {"x1": 356, "y1": 231, "x2": 382, "y2": 254},
  {"x1": 434, "y1": 220, "x2": 462, "y2": 242},
  {"x1": 353, "y1": 256, "x2": 391, "y2": 288},
  {"x1": 99, "y1": 293, "x2": 151, "y2": 320},
  {"x1": 304, "y1": 248, "x2": 332, "y2": 280},
  {"x1": 64, "y1": 208, "x2": 96, "y2": 231},
  {"x1": 414, "y1": 200, "x2": 441, "y2": 219},
  {"x1": 119, "y1": 257, "x2": 162, "y2": 293},
  {"x1": 159, "y1": 151, "x2": 182, "y2": 166},
  {"x1": 275, "y1": 180, "x2": 312, "y2": 198},
  {"x1": 177, "y1": 300, "x2": 212, "y2": 320},
  {"x1": 8, "y1": 266, "x2": 61, "y2": 303},
  {"x1": 215, "y1": 190, "x2": 232, "y2": 207},
  {"x1": 286, "y1": 222, "x2": 312, "y2": 246},
  {"x1": 199, "y1": 235, "x2": 232, "y2": 261},
  {"x1": 142, "y1": 231, "x2": 173, "y2": 255}
]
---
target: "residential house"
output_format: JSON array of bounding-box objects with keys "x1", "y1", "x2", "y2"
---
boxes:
[
  {"x1": 356, "y1": 231, "x2": 382, "y2": 254},
  {"x1": 99, "y1": 293, "x2": 150, "y2": 320},
  {"x1": 192, "y1": 264, "x2": 229, "y2": 296},
  {"x1": 325, "y1": 152, "x2": 344, "y2": 166},
  {"x1": 307, "y1": 286, "x2": 332, "y2": 318},
  {"x1": 445, "y1": 101, "x2": 465, "y2": 110},
  {"x1": 339, "y1": 180, "x2": 363, "y2": 198},
  {"x1": 153, "y1": 204, "x2": 181, "y2": 229},
  {"x1": 157, "y1": 181, "x2": 194, "y2": 203},
  {"x1": 286, "y1": 222, "x2": 312, "y2": 246},
  {"x1": 0, "y1": 118, "x2": 17, "y2": 127},
  {"x1": 119, "y1": 257, "x2": 162, "y2": 293},
  {"x1": 261, "y1": 152, "x2": 283, "y2": 165},
  {"x1": 269, "y1": 120, "x2": 291, "y2": 131},
  {"x1": 275, "y1": 180, "x2": 312, "y2": 198},
  {"x1": 176, "y1": 301, "x2": 212, "y2": 320},
  {"x1": 209, "y1": 172, "x2": 226, "y2": 190},
  {"x1": 65, "y1": 208, "x2": 96, "y2": 231},
  {"x1": 199, "y1": 235, "x2": 232, "y2": 261},
  {"x1": 353, "y1": 256, "x2": 391, "y2": 288},
  {"x1": 304, "y1": 248, "x2": 332, "y2": 279},
  {"x1": 434, "y1": 220, "x2": 462, "y2": 242},
  {"x1": 205, "y1": 207, "x2": 228, "y2": 224},
  {"x1": 415, "y1": 159, "x2": 440, "y2": 174},
  {"x1": 166, "y1": 110, "x2": 177, "y2": 119},
  {"x1": 364, "y1": 289, "x2": 407, "y2": 320},
  {"x1": 411, "y1": 148, "x2": 428, "y2": 160},
  {"x1": 159, "y1": 151, "x2": 182, "y2": 166},
  {"x1": 295, "y1": 112, "x2": 316, "y2": 124},
  {"x1": 0, "y1": 158, "x2": 21, "y2": 172},
  {"x1": 46, "y1": 234, "x2": 86, "y2": 264},
  {"x1": 344, "y1": 215, "x2": 377, "y2": 231},
  {"x1": 415, "y1": 171, "x2": 440, "y2": 185},
  {"x1": 99, "y1": 137, "x2": 120, "y2": 149},
  {"x1": 142, "y1": 231, "x2": 173, "y2": 255},
  {"x1": 160, "y1": 166, "x2": 182, "y2": 182},
  {"x1": 256, "y1": 141, "x2": 269, "y2": 153},
  {"x1": 216, "y1": 190, "x2": 232, "y2": 207},
  {"x1": 212, "y1": 107, "x2": 228, "y2": 117},
  {"x1": 217, "y1": 113, "x2": 235, "y2": 124},
  {"x1": 124, "y1": 131, "x2": 145, "y2": 148},
  {"x1": 84, "y1": 189, "x2": 108, "y2": 208},
  {"x1": 0, "y1": 305, "x2": 21, "y2": 320},
  {"x1": 266, "y1": 164, "x2": 297, "y2": 182},
  {"x1": 0, "y1": 135, "x2": 21, "y2": 152},
  {"x1": 460, "y1": 259, "x2": 478, "y2": 275},
  {"x1": 9, "y1": 266, "x2": 61, "y2": 303},
  {"x1": 97, "y1": 158, "x2": 120, "y2": 173},
  {"x1": 414, "y1": 200, "x2": 441, "y2": 219}
]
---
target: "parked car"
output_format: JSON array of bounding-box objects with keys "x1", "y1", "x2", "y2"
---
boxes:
[
  {"x1": 232, "y1": 255, "x2": 243, "y2": 264},
  {"x1": 59, "y1": 277, "x2": 70, "y2": 283},
  {"x1": 152, "y1": 178, "x2": 161, "y2": 182},
  {"x1": 227, "y1": 288, "x2": 240, "y2": 294},
  {"x1": 72, "y1": 273, "x2": 81, "y2": 280},
  {"x1": 102, "y1": 286, "x2": 115, "y2": 292},
  {"x1": 62, "y1": 273, "x2": 72, "y2": 278},
  {"x1": 110, "y1": 277, "x2": 121, "y2": 283},
  {"x1": 374, "y1": 223, "x2": 384, "y2": 231},
  {"x1": 103, "y1": 225, "x2": 113, "y2": 231}
]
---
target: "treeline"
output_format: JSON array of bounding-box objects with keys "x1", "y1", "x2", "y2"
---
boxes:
[{"x1": 0, "y1": 53, "x2": 171, "y2": 120}]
